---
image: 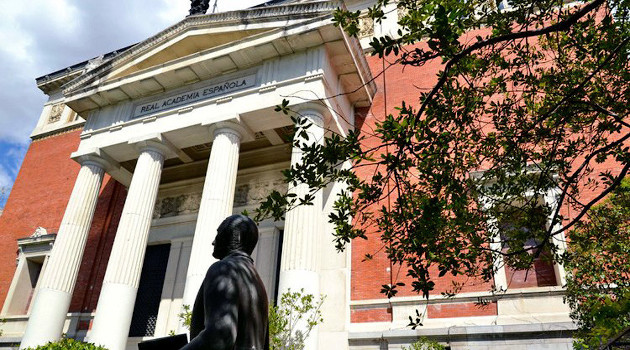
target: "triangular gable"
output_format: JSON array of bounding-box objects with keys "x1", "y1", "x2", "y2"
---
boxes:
[
  {"x1": 109, "y1": 28, "x2": 270, "y2": 80},
  {"x1": 62, "y1": 1, "x2": 340, "y2": 98}
]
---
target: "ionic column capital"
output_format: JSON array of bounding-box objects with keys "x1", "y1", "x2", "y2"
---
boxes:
[
  {"x1": 71, "y1": 148, "x2": 117, "y2": 172},
  {"x1": 206, "y1": 119, "x2": 254, "y2": 143},
  {"x1": 128, "y1": 133, "x2": 174, "y2": 157},
  {"x1": 295, "y1": 103, "x2": 327, "y2": 125}
]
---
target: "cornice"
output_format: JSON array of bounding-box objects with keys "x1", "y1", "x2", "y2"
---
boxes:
[
  {"x1": 36, "y1": 45, "x2": 134, "y2": 95},
  {"x1": 350, "y1": 285, "x2": 567, "y2": 308},
  {"x1": 340, "y1": 25, "x2": 377, "y2": 100},
  {"x1": 30, "y1": 123, "x2": 85, "y2": 142}
]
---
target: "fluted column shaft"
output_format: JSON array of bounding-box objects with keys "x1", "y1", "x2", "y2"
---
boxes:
[
  {"x1": 20, "y1": 161, "x2": 106, "y2": 349},
  {"x1": 88, "y1": 146, "x2": 165, "y2": 350},
  {"x1": 181, "y1": 127, "x2": 241, "y2": 310},
  {"x1": 277, "y1": 109, "x2": 325, "y2": 350}
]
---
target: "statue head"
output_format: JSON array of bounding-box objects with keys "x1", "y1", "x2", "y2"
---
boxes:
[{"x1": 212, "y1": 215, "x2": 259, "y2": 259}]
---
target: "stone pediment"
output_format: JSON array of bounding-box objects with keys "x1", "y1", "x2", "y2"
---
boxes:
[
  {"x1": 108, "y1": 29, "x2": 269, "y2": 80},
  {"x1": 61, "y1": 1, "x2": 374, "y2": 114}
]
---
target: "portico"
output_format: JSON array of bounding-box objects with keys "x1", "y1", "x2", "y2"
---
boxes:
[{"x1": 18, "y1": 2, "x2": 375, "y2": 350}]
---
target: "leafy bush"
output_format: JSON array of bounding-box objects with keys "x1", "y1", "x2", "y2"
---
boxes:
[
  {"x1": 174, "y1": 289, "x2": 323, "y2": 350},
  {"x1": 23, "y1": 338, "x2": 107, "y2": 350},
  {"x1": 177, "y1": 304, "x2": 192, "y2": 329},
  {"x1": 269, "y1": 289, "x2": 324, "y2": 350},
  {"x1": 402, "y1": 337, "x2": 445, "y2": 350}
]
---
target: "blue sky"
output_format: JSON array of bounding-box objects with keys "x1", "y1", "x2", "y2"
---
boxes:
[{"x1": 0, "y1": 0, "x2": 267, "y2": 209}]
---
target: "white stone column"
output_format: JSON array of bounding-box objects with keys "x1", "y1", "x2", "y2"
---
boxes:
[
  {"x1": 88, "y1": 142, "x2": 166, "y2": 350},
  {"x1": 20, "y1": 156, "x2": 108, "y2": 350},
  {"x1": 277, "y1": 107, "x2": 325, "y2": 350},
  {"x1": 181, "y1": 124, "x2": 242, "y2": 310}
]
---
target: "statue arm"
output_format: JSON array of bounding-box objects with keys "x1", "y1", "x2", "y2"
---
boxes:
[{"x1": 181, "y1": 263, "x2": 239, "y2": 350}]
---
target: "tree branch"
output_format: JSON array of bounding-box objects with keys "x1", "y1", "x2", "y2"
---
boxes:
[
  {"x1": 413, "y1": 0, "x2": 607, "y2": 123},
  {"x1": 551, "y1": 163, "x2": 630, "y2": 237}
]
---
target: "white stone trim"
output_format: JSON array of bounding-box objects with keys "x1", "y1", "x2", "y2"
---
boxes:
[{"x1": 350, "y1": 285, "x2": 567, "y2": 308}]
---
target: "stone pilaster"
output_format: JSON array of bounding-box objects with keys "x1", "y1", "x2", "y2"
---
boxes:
[
  {"x1": 181, "y1": 124, "x2": 242, "y2": 310},
  {"x1": 277, "y1": 107, "x2": 325, "y2": 350},
  {"x1": 20, "y1": 156, "x2": 108, "y2": 350},
  {"x1": 88, "y1": 142, "x2": 166, "y2": 350}
]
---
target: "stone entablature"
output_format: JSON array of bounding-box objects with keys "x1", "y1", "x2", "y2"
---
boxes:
[
  {"x1": 153, "y1": 192, "x2": 202, "y2": 220},
  {"x1": 69, "y1": 45, "x2": 359, "y2": 190},
  {"x1": 234, "y1": 176, "x2": 287, "y2": 207}
]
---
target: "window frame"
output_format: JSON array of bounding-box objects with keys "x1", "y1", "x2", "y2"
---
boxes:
[
  {"x1": 1, "y1": 231, "x2": 55, "y2": 316},
  {"x1": 474, "y1": 171, "x2": 568, "y2": 291}
]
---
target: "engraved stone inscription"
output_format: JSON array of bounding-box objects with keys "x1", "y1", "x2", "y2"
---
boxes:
[
  {"x1": 153, "y1": 192, "x2": 202, "y2": 219},
  {"x1": 134, "y1": 74, "x2": 256, "y2": 118}
]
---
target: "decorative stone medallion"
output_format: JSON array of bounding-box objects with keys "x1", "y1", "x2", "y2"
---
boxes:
[
  {"x1": 48, "y1": 104, "x2": 64, "y2": 123},
  {"x1": 358, "y1": 13, "x2": 374, "y2": 39}
]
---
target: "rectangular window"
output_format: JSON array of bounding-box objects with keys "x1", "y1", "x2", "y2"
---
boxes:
[
  {"x1": 129, "y1": 244, "x2": 171, "y2": 337},
  {"x1": 2, "y1": 232, "x2": 55, "y2": 317},
  {"x1": 497, "y1": 204, "x2": 558, "y2": 288},
  {"x1": 5, "y1": 257, "x2": 44, "y2": 315}
]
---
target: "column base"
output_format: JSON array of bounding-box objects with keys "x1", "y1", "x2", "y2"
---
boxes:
[
  {"x1": 88, "y1": 283, "x2": 138, "y2": 350},
  {"x1": 20, "y1": 288, "x2": 72, "y2": 349}
]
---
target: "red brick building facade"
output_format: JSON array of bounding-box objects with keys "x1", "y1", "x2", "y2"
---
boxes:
[{"x1": 1, "y1": 1, "x2": 615, "y2": 349}]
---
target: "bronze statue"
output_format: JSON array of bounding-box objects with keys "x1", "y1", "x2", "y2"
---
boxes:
[
  {"x1": 181, "y1": 215, "x2": 269, "y2": 350},
  {"x1": 189, "y1": 0, "x2": 210, "y2": 15}
]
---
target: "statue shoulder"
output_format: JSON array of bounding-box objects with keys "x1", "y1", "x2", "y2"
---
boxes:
[{"x1": 205, "y1": 256, "x2": 241, "y2": 276}]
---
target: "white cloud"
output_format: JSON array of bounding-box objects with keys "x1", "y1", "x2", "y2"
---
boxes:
[
  {"x1": 0, "y1": 0, "x2": 270, "y2": 195},
  {"x1": 0, "y1": 0, "x2": 268, "y2": 146},
  {"x1": 5, "y1": 143, "x2": 27, "y2": 176},
  {"x1": 0, "y1": 167, "x2": 11, "y2": 189}
]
